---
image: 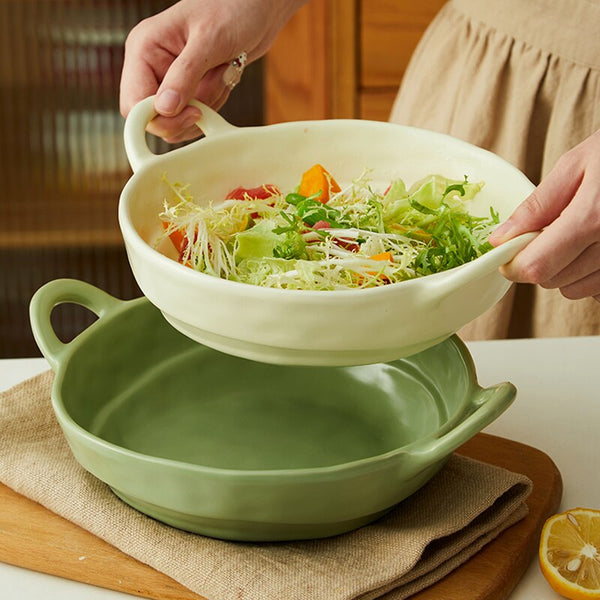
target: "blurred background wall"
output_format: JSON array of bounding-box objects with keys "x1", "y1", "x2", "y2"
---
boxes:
[{"x1": 0, "y1": 0, "x2": 264, "y2": 357}]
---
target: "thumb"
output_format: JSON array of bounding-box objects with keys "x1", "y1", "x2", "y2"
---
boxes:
[
  {"x1": 489, "y1": 158, "x2": 583, "y2": 246},
  {"x1": 153, "y1": 37, "x2": 216, "y2": 116}
]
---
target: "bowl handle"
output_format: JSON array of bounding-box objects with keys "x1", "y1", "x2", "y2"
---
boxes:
[
  {"x1": 124, "y1": 95, "x2": 238, "y2": 172},
  {"x1": 29, "y1": 279, "x2": 123, "y2": 372},
  {"x1": 427, "y1": 231, "x2": 538, "y2": 305},
  {"x1": 408, "y1": 381, "x2": 516, "y2": 465}
]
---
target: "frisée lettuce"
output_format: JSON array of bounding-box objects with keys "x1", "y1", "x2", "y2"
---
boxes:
[{"x1": 158, "y1": 164, "x2": 499, "y2": 290}]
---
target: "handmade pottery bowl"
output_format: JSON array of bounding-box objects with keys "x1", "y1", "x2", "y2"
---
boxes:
[
  {"x1": 30, "y1": 279, "x2": 516, "y2": 541},
  {"x1": 118, "y1": 97, "x2": 536, "y2": 367}
]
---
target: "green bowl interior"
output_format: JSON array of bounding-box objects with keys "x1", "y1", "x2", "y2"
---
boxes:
[{"x1": 59, "y1": 300, "x2": 475, "y2": 471}]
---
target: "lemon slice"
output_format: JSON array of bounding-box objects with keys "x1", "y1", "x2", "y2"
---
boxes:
[{"x1": 539, "y1": 508, "x2": 600, "y2": 599}]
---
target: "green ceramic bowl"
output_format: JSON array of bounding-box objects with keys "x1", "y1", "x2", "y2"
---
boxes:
[{"x1": 30, "y1": 279, "x2": 516, "y2": 541}]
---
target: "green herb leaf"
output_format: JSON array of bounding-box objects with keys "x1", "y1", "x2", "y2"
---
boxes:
[
  {"x1": 285, "y1": 193, "x2": 306, "y2": 206},
  {"x1": 272, "y1": 210, "x2": 299, "y2": 234},
  {"x1": 409, "y1": 198, "x2": 439, "y2": 215},
  {"x1": 296, "y1": 198, "x2": 345, "y2": 228},
  {"x1": 272, "y1": 231, "x2": 308, "y2": 260},
  {"x1": 443, "y1": 175, "x2": 469, "y2": 198},
  {"x1": 490, "y1": 206, "x2": 500, "y2": 223}
]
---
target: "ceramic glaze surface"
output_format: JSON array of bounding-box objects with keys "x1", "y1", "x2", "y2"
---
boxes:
[
  {"x1": 91, "y1": 350, "x2": 448, "y2": 470},
  {"x1": 118, "y1": 97, "x2": 537, "y2": 366},
  {"x1": 30, "y1": 279, "x2": 516, "y2": 541}
]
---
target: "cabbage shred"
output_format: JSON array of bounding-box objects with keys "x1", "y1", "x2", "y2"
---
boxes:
[{"x1": 158, "y1": 170, "x2": 499, "y2": 291}]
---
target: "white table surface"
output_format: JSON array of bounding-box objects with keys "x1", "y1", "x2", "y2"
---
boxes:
[{"x1": 1, "y1": 336, "x2": 598, "y2": 599}]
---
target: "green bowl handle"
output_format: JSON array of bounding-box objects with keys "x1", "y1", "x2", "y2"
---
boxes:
[
  {"x1": 29, "y1": 279, "x2": 123, "y2": 372},
  {"x1": 409, "y1": 382, "x2": 516, "y2": 464}
]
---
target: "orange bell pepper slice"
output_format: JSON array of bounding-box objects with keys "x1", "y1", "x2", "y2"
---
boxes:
[
  {"x1": 365, "y1": 252, "x2": 394, "y2": 283},
  {"x1": 298, "y1": 164, "x2": 341, "y2": 204},
  {"x1": 369, "y1": 252, "x2": 394, "y2": 262}
]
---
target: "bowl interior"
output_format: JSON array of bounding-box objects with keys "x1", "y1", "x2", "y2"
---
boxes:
[
  {"x1": 58, "y1": 299, "x2": 476, "y2": 471},
  {"x1": 121, "y1": 119, "x2": 534, "y2": 262}
]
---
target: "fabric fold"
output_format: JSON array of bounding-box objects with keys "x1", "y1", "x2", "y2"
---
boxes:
[
  {"x1": 0, "y1": 371, "x2": 532, "y2": 600},
  {"x1": 390, "y1": 0, "x2": 600, "y2": 341}
]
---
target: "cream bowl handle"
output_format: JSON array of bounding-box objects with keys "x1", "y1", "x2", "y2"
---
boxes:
[
  {"x1": 123, "y1": 96, "x2": 238, "y2": 173},
  {"x1": 427, "y1": 231, "x2": 539, "y2": 306}
]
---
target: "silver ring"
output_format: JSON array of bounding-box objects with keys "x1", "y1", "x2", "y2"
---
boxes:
[{"x1": 223, "y1": 51, "x2": 248, "y2": 90}]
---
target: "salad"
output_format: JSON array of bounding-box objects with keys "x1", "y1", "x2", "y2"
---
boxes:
[{"x1": 158, "y1": 164, "x2": 500, "y2": 291}]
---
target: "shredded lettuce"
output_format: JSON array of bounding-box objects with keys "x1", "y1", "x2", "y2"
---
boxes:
[{"x1": 157, "y1": 169, "x2": 499, "y2": 291}]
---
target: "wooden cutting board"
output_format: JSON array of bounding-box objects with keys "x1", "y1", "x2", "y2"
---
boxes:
[{"x1": 0, "y1": 433, "x2": 562, "y2": 600}]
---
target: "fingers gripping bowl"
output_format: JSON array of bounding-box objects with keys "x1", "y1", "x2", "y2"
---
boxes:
[{"x1": 119, "y1": 96, "x2": 536, "y2": 366}]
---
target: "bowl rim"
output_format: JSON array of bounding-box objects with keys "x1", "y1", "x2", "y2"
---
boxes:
[{"x1": 49, "y1": 299, "x2": 481, "y2": 481}]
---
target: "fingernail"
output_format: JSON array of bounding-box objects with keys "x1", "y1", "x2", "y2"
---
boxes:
[
  {"x1": 155, "y1": 89, "x2": 181, "y2": 116},
  {"x1": 489, "y1": 220, "x2": 514, "y2": 244}
]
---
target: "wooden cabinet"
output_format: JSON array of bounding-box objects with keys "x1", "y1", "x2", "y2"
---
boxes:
[{"x1": 265, "y1": 0, "x2": 446, "y2": 123}]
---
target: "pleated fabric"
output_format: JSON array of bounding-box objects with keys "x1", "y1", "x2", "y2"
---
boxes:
[{"x1": 390, "y1": 0, "x2": 600, "y2": 339}]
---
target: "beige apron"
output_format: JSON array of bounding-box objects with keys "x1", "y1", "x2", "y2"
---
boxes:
[{"x1": 390, "y1": 0, "x2": 600, "y2": 339}]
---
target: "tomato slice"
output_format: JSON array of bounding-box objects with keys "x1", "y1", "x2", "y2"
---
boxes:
[
  {"x1": 225, "y1": 184, "x2": 280, "y2": 201},
  {"x1": 162, "y1": 222, "x2": 187, "y2": 254}
]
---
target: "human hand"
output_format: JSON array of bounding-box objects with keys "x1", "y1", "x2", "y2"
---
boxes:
[
  {"x1": 489, "y1": 129, "x2": 600, "y2": 301},
  {"x1": 120, "y1": 0, "x2": 305, "y2": 143}
]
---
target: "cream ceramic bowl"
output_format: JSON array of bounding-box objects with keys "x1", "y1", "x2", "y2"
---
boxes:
[{"x1": 119, "y1": 97, "x2": 536, "y2": 366}]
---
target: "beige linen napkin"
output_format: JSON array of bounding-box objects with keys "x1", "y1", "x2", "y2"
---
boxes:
[{"x1": 0, "y1": 371, "x2": 532, "y2": 600}]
